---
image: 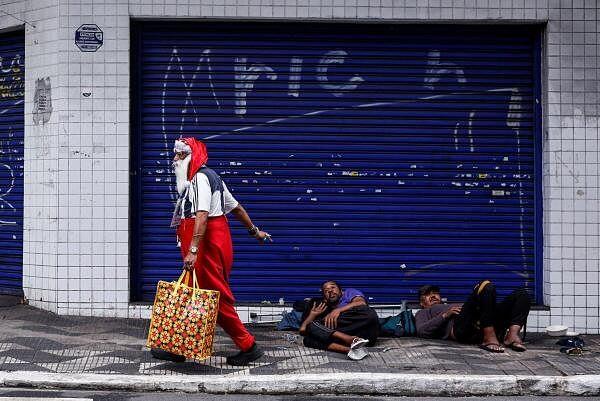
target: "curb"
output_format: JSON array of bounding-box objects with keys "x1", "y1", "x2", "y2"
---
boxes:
[{"x1": 1, "y1": 372, "x2": 600, "y2": 396}]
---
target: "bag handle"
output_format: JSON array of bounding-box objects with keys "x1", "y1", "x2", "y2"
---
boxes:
[
  {"x1": 172, "y1": 268, "x2": 202, "y2": 300},
  {"x1": 172, "y1": 268, "x2": 200, "y2": 290},
  {"x1": 191, "y1": 269, "x2": 200, "y2": 290},
  {"x1": 173, "y1": 269, "x2": 187, "y2": 295},
  {"x1": 191, "y1": 270, "x2": 201, "y2": 302}
]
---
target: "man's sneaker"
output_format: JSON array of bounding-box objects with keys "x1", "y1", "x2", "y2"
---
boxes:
[
  {"x1": 226, "y1": 343, "x2": 264, "y2": 366},
  {"x1": 350, "y1": 337, "x2": 369, "y2": 350},
  {"x1": 150, "y1": 348, "x2": 186, "y2": 363},
  {"x1": 347, "y1": 347, "x2": 368, "y2": 361}
]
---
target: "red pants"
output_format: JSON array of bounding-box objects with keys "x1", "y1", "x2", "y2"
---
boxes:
[{"x1": 177, "y1": 216, "x2": 255, "y2": 352}]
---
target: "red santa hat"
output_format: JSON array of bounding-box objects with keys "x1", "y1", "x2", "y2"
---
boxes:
[{"x1": 174, "y1": 137, "x2": 208, "y2": 181}]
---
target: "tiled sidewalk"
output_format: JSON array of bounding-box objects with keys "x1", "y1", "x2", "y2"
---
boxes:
[{"x1": 0, "y1": 305, "x2": 599, "y2": 377}]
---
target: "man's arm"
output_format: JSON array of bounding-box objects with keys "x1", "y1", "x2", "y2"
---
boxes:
[
  {"x1": 414, "y1": 307, "x2": 459, "y2": 338},
  {"x1": 183, "y1": 211, "x2": 208, "y2": 270},
  {"x1": 323, "y1": 296, "x2": 367, "y2": 329},
  {"x1": 230, "y1": 204, "x2": 271, "y2": 242},
  {"x1": 414, "y1": 309, "x2": 445, "y2": 338},
  {"x1": 299, "y1": 302, "x2": 327, "y2": 336},
  {"x1": 335, "y1": 296, "x2": 367, "y2": 314}
]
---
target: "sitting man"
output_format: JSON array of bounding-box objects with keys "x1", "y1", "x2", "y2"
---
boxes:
[
  {"x1": 299, "y1": 281, "x2": 379, "y2": 360},
  {"x1": 415, "y1": 281, "x2": 530, "y2": 353}
]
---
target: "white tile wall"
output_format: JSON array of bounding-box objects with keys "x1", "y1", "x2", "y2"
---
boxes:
[
  {"x1": 45, "y1": 0, "x2": 131, "y2": 318},
  {"x1": 6, "y1": 0, "x2": 599, "y2": 332},
  {"x1": 0, "y1": 0, "x2": 62, "y2": 314}
]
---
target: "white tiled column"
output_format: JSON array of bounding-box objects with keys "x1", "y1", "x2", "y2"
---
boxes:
[
  {"x1": 18, "y1": 1, "x2": 62, "y2": 313},
  {"x1": 542, "y1": 0, "x2": 600, "y2": 333},
  {"x1": 52, "y1": 0, "x2": 131, "y2": 317}
]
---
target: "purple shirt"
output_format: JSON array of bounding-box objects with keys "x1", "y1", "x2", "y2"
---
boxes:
[{"x1": 338, "y1": 288, "x2": 366, "y2": 307}]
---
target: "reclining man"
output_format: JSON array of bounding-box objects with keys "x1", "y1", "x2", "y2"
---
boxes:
[
  {"x1": 415, "y1": 280, "x2": 530, "y2": 353},
  {"x1": 299, "y1": 281, "x2": 379, "y2": 360}
]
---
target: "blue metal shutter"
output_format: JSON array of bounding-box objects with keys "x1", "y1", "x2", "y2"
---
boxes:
[
  {"x1": 132, "y1": 23, "x2": 542, "y2": 304},
  {"x1": 0, "y1": 30, "x2": 24, "y2": 296}
]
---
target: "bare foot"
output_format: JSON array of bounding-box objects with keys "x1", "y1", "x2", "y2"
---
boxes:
[
  {"x1": 480, "y1": 343, "x2": 505, "y2": 353},
  {"x1": 504, "y1": 333, "x2": 522, "y2": 345},
  {"x1": 504, "y1": 325, "x2": 526, "y2": 351},
  {"x1": 504, "y1": 334, "x2": 526, "y2": 351},
  {"x1": 504, "y1": 341, "x2": 526, "y2": 352},
  {"x1": 481, "y1": 326, "x2": 501, "y2": 350}
]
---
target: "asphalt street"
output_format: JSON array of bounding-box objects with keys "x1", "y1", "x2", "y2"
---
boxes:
[{"x1": 0, "y1": 390, "x2": 599, "y2": 401}]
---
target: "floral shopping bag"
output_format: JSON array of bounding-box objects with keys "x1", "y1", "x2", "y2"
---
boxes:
[{"x1": 147, "y1": 270, "x2": 220, "y2": 361}]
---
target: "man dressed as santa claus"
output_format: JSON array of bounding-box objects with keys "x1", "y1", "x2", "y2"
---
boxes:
[{"x1": 151, "y1": 137, "x2": 272, "y2": 366}]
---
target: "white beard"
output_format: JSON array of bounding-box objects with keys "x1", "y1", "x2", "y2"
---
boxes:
[{"x1": 172, "y1": 154, "x2": 191, "y2": 196}]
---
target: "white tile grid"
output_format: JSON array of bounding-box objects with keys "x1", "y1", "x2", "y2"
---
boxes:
[
  {"x1": 17, "y1": 1, "x2": 62, "y2": 311},
  {"x1": 545, "y1": 7, "x2": 599, "y2": 333},
  {"x1": 130, "y1": 0, "x2": 561, "y2": 19},
  {"x1": 48, "y1": 0, "x2": 131, "y2": 316},
  {"x1": 129, "y1": 304, "x2": 291, "y2": 322}
]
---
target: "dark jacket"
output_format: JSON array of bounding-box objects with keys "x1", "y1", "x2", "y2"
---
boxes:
[{"x1": 414, "y1": 303, "x2": 458, "y2": 339}]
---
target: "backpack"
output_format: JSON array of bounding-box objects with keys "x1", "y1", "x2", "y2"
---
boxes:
[{"x1": 379, "y1": 304, "x2": 416, "y2": 337}]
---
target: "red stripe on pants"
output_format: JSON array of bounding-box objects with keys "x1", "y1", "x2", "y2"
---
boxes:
[{"x1": 177, "y1": 216, "x2": 255, "y2": 352}]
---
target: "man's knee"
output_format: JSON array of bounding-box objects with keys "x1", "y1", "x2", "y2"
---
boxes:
[
  {"x1": 307, "y1": 321, "x2": 334, "y2": 342},
  {"x1": 340, "y1": 305, "x2": 379, "y2": 324},
  {"x1": 361, "y1": 307, "x2": 380, "y2": 343},
  {"x1": 512, "y1": 287, "x2": 531, "y2": 304},
  {"x1": 475, "y1": 280, "x2": 496, "y2": 296},
  {"x1": 365, "y1": 307, "x2": 379, "y2": 325}
]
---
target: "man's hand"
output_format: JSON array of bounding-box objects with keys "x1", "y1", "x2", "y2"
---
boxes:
[
  {"x1": 324, "y1": 308, "x2": 342, "y2": 329},
  {"x1": 183, "y1": 252, "x2": 197, "y2": 271},
  {"x1": 442, "y1": 305, "x2": 462, "y2": 319},
  {"x1": 309, "y1": 302, "x2": 327, "y2": 318},
  {"x1": 255, "y1": 230, "x2": 272, "y2": 243},
  {"x1": 299, "y1": 302, "x2": 327, "y2": 336}
]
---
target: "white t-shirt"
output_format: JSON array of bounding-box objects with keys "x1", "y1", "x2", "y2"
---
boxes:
[{"x1": 183, "y1": 171, "x2": 239, "y2": 217}]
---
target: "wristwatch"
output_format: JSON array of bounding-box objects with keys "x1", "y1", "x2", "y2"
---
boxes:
[{"x1": 189, "y1": 246, "x2": 198, "y2": 254}]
